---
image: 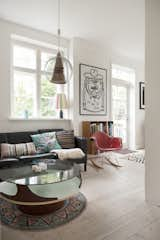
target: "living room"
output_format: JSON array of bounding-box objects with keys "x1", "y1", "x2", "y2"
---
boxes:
[{"x1": 0, "y1": 0, "x2": 159, "y2": 239}]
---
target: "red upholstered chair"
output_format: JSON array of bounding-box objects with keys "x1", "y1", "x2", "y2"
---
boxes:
[
  {"x1": 90, "y1": 131, "x2": 122, "y2": 168},
  {"x1": 91, "y1": 131, "x2": 122, "y2": 153}
]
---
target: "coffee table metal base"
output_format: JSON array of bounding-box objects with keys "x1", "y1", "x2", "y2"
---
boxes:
[{"x1": 18, "y1": 200, "x2": 65, "y2": 215}]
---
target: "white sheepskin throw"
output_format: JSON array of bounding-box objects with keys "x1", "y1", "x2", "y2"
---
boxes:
[{"x1": 50, "y1": 148, "x2": 85, "y2": 160}]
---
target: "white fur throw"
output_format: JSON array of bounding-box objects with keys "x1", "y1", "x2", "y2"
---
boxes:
[{"x1": 50, "y1": 148, "x2": 85, "y2": 160}]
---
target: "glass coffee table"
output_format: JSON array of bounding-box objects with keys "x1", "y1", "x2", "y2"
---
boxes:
[{"x1": 0, "y1": 159, "x2": 81, "y2": 215}]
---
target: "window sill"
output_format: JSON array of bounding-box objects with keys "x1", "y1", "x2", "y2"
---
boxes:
[{"x1": 9, "y1": 117, "x2": 71, "y2": 121}]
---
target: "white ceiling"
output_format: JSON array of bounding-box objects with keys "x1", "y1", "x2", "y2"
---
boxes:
[{"x1": 0, "y1": 0, "x2": 145, "y2": 62}]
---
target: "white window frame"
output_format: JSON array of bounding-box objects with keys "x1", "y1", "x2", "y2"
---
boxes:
[
  {"x1": 111, "y1": 64, "x2": 136, "y2": 149},
  {"x1": 10, "y1": 38, "x2": 69, "y2": 119},
  {"x1": 111, "y1": 78, "x2": 130, "y2": 147}
]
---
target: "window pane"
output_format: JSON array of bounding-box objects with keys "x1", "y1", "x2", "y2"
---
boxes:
[
  {"x1": 40, "y1": 74, "x2": 57, "y2": 117},
  {"x1": 41, "y1": 52, "x2": 56, "y2": 72},
  {"x1": 13, "y1": 71, "x2": 36, "y2": 117},
  {"x1": 112, "y1": 84, "x2": 128, "y2": 145},
  {"x1": 13, "y1": 45, "x2": 36, "y2": 69},
  {"x1": 112, "y1": 64, "x2": 135, "y2": 82}
]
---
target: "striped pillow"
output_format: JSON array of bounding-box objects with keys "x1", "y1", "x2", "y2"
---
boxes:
[
  {"x1": 56, "y1": 130, "x2": 75, "y2": 149},
  {"x1": 1, "y1": 142, "x2": 36, "y2": 159}
]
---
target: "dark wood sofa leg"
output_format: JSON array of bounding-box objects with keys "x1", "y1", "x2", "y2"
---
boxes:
[{"x1": 84, "y1": 163, "x2": 87, "y2": 171}]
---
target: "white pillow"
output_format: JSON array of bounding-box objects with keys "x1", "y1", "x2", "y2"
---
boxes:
[{"x1": 50, "y1": 148, "x2": 85, "y2": 160}]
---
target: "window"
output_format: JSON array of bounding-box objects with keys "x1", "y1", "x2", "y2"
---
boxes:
[
  {"x1": 111, "y1": 64, "x2": 135, "y2": 149},
  {"x1": 112, "y1": 64, "x2": 135, "y2": 83},
  {"x1": 11, "y1": 38, "x2": 68, "y2": 119}
]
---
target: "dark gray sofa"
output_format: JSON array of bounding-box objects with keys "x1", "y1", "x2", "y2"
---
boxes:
[{"x1": 0, "y1": 129, "x2": 88, "y2": 171}]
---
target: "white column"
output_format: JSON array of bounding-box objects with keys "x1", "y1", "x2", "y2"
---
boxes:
[{"x1": 145, "y1": 0, "x2": 160, "y2": 205}]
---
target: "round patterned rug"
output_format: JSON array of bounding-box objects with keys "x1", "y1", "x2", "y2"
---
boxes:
[{"x1": 0, "y1": 193, "x2": 86, "y2": 230}]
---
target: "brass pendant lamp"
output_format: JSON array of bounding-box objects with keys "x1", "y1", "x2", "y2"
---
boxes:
[{"x1": 45, "y1": 0, "x2": 72, "y2": 84}]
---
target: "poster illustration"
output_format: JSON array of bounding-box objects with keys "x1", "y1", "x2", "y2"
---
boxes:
[{"x1": 79, "y1": 64, "x2": 107, "y2": 115}]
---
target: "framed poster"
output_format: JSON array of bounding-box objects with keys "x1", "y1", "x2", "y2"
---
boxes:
[
  {"x1": 139, "y1": 82, "x2": 145, "y2": 109},
  {"x1": 79, "y1": 64, "x2": 107, "y2": 115}
]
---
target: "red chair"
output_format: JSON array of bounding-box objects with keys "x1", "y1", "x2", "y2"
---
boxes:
[
  {"x1": 91, "y1": 131, "x2": 122, "y2": 152},
  {"x1": 90, "y1": 131, "x2": 122, "y2": 168}
]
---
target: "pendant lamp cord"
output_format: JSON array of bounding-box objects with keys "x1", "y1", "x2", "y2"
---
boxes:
[{"x1": 58, "y1": 0, "x2": 61, "y2": 51}]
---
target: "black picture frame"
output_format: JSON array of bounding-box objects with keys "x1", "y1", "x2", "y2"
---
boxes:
[
  {"x1": 139, "y1": 82, "x2": 145, "y2": 109},
  {"x1": 79, "y1": 63, "x2": 107, "y2": 116}
]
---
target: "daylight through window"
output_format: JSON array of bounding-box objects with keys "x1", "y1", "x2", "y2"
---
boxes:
[{"x1": 11, "y1": 39, "x2": 67, "y2": 119}]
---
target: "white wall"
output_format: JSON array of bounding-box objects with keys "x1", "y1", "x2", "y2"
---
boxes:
[
  {"x1": 0, "y1": 19, "x2": 71, "y2": 132},
  {"x1": 111, "y1": 55, "x2": 145, "y2": 149},
  {"x1": 145, "y1": 0, "x2": 160, "y2": 205},
  {"x1": 135, "y1": 65, "x2": 145, "y2": 149},
  {"x1": 70, "y1": 38, "x2": 111, "y2": 136},
  {"x1": 70, "y1": 37, "x2": 145, "y2": 149}
]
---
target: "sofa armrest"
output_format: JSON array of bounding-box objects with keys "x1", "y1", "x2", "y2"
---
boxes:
[{"x1": 75, "y1": 136, "x2": 88, "y2": 155}]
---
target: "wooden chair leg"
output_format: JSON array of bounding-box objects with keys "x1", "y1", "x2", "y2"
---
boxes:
[{"x1": 103, "y1": 152, "x2": 122, "y2": 167}]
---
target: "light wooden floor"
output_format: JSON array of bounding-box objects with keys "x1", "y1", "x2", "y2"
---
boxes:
[{"x1": 1, "y1": 158, "x2": 160, "y2": 240}]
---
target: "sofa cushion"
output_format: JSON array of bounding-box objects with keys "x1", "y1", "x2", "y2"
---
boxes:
[
  {"x1": 6, "y1": 131, "x2": 38, "y2": 144},
  {"x1": 56, "y1": 130, "x2": 75, "y2": 149},
  {"x1": 0, "y1": 133, "x2": 7, "y2": 144},
  {"x1": 31, "y1": 132, "x2": 61, "y2": 153},
  {"x1": 38, "y1": 129, "x2": 63, "y2": 133},
  {"x1": 1, "y1": 142, "x2": 36, "y2": 159},
  {"x1": 19, "y1": 152, "x2": 56, "y2": 161},
  {"x1": 0, "y1": 158, "x2": 19, "y2": 163},
  {"x1": 0, "y1": 158, "x2": 19, "y2": 168}
]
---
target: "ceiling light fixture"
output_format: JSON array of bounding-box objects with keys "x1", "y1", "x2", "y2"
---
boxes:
[{"x1": 45, "y1": 0, "x2": 72, "y2": 84}]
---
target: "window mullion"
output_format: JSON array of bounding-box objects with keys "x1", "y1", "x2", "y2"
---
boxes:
[
  {"x1": 14, "y1": 66, "x2": 36, "y2": 74},
  {"x1": 36, "y1": 49, "x2": 41, "y2": 117}
]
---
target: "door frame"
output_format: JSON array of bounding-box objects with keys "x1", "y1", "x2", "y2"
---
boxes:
[{"x1": 111, "y1": 78, "x2": 131, "y2": 148}]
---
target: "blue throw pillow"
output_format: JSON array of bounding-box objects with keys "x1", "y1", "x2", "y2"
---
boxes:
[{"x1": 31, "y1": 132, "x2": 61, "y2": 153}]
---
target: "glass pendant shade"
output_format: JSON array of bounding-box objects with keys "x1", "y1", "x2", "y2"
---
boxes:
[
  {"x1": 45, "y1": 51, "x2": 72, "y2": 84},
  {"x1": 51, "y1": 51, "x2": 65, "y2": 84}
]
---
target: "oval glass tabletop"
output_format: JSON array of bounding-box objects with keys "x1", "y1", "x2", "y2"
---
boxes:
[{"x1": 0, "y1": 159, "x2": 81, "y2": 186}]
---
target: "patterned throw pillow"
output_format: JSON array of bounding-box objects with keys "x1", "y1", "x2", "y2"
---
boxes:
[
  {"x1": 1, "y1": 142, "x2": 36, "y2": 159},
  {"x1": 56, "y1": 130, "x2": 75, "y2": 149},
  {"x1": 31, "y1": 132, "x2": 61, "y2": 153}
]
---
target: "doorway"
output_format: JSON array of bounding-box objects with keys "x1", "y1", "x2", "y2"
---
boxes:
[
  {"x1": 112, "y1": 82, "x2": 129, "y2": 147},
  {"x1": 111, "y1": 64, "x2": 135, "y2": 149}
]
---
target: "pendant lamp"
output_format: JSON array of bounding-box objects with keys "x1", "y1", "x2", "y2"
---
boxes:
[{"x1": 45, "y1": 0, "x2": 72, "y2": 84}]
